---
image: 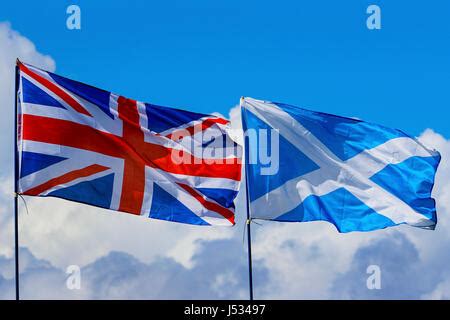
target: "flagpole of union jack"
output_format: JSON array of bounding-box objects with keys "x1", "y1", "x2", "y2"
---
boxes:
[{"x1": 14, "y1": 59, "x2": 20, "y2": 301}]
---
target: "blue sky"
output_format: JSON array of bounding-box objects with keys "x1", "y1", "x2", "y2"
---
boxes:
[
  {"x1": 1, "y1": 1, "x2": 450, "y2": 299},
  {"x1": 1, "y1": 0, "x2": 449, "y2": 137}
]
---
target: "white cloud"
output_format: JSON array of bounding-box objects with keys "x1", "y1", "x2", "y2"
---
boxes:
[
  {"x1": 423, "y1": 279, "x2": 450, "y2": 300},
  {"x1": 0, "y1": 239, "x2": 253, "y2": 300},
  {"x1": 228, "y1": 104, "x2": 243, "y2": 146}
]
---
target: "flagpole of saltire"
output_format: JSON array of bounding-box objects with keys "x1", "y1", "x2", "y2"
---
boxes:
[
  {"x1": 240, "y1": 97, "x2": 254, "y2": 301},
  {"x1": 14, "y1": 59, "x2": 20, "y2": 300}
]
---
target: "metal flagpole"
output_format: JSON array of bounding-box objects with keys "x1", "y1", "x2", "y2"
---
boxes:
[
  {"x1": 244, "y1": 178, "x2": 254, "y2": 301},
  {"x1": 240, "y1": 97, "x2": 254, "y2": 301},
  {"x1": 14, "y1": 59, "x2": 20, "y2": 300}
]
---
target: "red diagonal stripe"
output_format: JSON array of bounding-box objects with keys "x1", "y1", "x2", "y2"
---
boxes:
[
  {"x1": 178, "y1": 183, "x2": 235, "y2": 225},
  {"x1": 167, "y1": 117, "x2": 229, "y2": 141},
  {"x1": 19, "y1": 63, "x2": 92, "y2": 117},
  {"x1": 24, "y1": 164, "x2": 109, "y2": 196}
]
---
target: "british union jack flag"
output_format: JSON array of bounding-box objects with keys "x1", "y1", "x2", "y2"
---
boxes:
[{"x1": 17, "y1": 62, "x2": 241, "y2": 226}]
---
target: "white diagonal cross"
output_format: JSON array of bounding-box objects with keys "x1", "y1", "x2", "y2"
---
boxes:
[{"x1": 243, "y1": 98, "x2": 435, "y2": 228}]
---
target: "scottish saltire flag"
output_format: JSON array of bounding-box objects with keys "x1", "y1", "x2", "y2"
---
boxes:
[
  {"x1": 241, "y1": 97, "x2": 440, "y2": 232},
  {"x1": 16, "y1": 62, "x2": 241, "y2": 226}
]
